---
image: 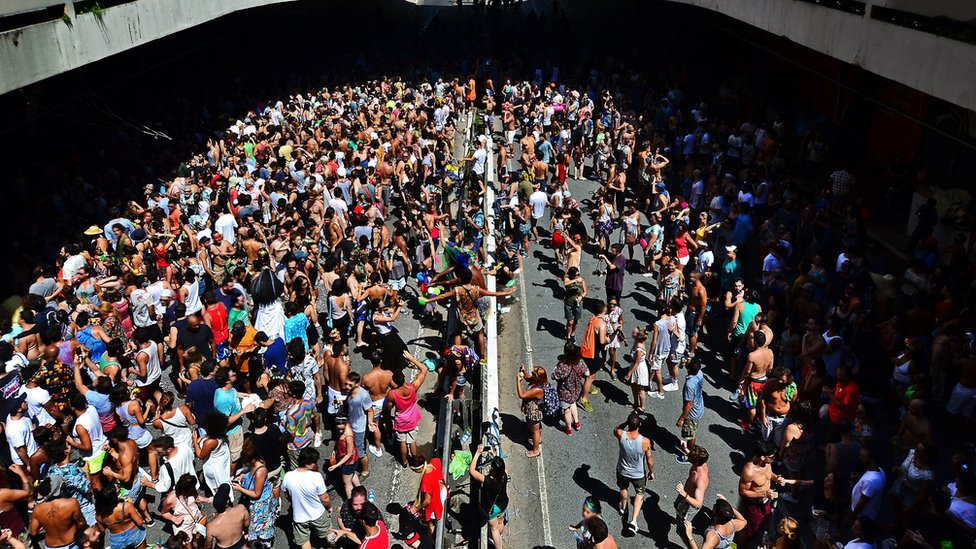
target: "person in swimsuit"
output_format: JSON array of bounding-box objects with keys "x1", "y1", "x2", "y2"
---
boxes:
[
  {"x1": 94, "y1": 485, "x2": 146, "y2": 549},
  {"x1": 682, "y1": 496, "x2": 747, "y2": 549}
]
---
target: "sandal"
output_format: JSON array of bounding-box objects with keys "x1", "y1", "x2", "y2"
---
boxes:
[{"x1": 525, "y1": 450, "x2": 541, "y2": 458}]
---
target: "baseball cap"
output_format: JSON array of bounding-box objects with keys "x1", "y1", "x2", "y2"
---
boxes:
[
  {"x1": 725, "y1": 245, "x2": 737, "y2": 253},
  {"x1": 337, "y1": 167, "x2": 347, "y2": 177}
]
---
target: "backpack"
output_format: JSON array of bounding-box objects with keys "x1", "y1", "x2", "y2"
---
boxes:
[
  {"x1": 539, "y1": 384, "x2": 560, "y2": 417},
  {"x1": 580, "y1": 316, "x2": 598, "y2": 359}
]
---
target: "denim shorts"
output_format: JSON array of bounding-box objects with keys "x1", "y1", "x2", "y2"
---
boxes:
[{"x1": 109, "y1": 526, "x2": 146, "y2": 549}]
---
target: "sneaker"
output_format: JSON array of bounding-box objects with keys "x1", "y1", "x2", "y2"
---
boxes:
[
  {"x1": 675, "y1": 454, "x2": 689, "y2": 464},
  {"x1": 578, "y1": 399, "x2": 594, "y2": 413},
  {"x1": 368, "y1": 445, "x2": 383, "y2": 458},
  {"x1": 628, "y1": 521, "x2": 639, "y2": 533},
  {"x1": 663, "y1": 382, "x2": 680, "y2": 392},
  {"x1": 651, "y1": 392, "x2": 666, "y2": 400},
  {"x1": 589, "y1": 387, "x2": 600, "y2": 395},
  {"x1": 573, "y1": 421, "x2": 582, "y2": 431},
  {"x1": 728, "y1": 390, "x2": 741, "y2": 402},
  {"x1": 313, "y1": 432, "x2": 323, "y2": 448}
]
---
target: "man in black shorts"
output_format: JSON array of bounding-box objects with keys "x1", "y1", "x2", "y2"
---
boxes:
[{"x1": 579, "y1": 301, "x2": 608, "y2": 413}]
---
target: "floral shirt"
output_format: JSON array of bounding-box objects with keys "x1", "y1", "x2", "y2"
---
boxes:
[
  {"x1": 31, "y1": 360, "x2": 73, "y2": 413},
  {"x1": 551, "y1": 359, "x2": 588, "y2": 404}
]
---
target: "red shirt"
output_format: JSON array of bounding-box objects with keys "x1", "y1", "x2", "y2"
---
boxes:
[
  {"x1": 359, "y1": 520, "x2": 389, "y2": 549},
  {"x1": 828, "y1": 381, "x2": 859, "y2": 424},
  {"x1": 420, "y1": 458, "x2": 446, "y2": 520},
  {"x1": 206, "y1": 303, "x2": 229, "y2": 344}
]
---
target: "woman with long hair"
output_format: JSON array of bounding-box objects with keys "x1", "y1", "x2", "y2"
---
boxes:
[
  {"x1": 192, "y1": 412, "x2": 231, "y2": 496},
  {"x1": 152, "y1": 391, "x2": 195, "y2": 450},
  {"x1": 110, "y1": 383, "x2": 158, "y2": 481},
  {"x1": 624, "y1": 327, "x2": 650, "y2": 413},
  {"x1": 515, "y1": 365, "x2": 547, "y2": 458},
  {"x1": 469, "y1": 445, "x2": 509, "y2": 549},
  {"x1": 231, "y1": 440, "x2": 280, "y2": 549},
  {"x1": 159, "y1": 474, "x2": 209, "y2": 546},
  {"x1": 683, "y1": 496, "x2": 747, "y2": 549},
  {"x1": 327, "y1": 416, "x2": 361, "y2": 499},
  {"x1": 94, "y1": 485, "x2": 146, "y2": 549}
]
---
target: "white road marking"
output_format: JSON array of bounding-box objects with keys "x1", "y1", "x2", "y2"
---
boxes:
[{"x1": 516, "y1": 265, "x2": 553, "y2": 547}]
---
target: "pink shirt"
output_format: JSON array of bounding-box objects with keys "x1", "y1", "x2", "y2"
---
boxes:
[{"x1": 390, "y1": 386, "x2": 420, "y2": 432}]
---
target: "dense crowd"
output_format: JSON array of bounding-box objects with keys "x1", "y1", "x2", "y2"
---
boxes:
[{"x1": 0, "y1": 49, "x2": 974, "y2": 549}]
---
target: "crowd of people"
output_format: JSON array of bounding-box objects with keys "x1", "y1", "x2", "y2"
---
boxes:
[
  {"x1": 0, "y1": 39, "x2": 974, "y2": 549},
  {"x1": 479, "y1": 71, "x2": 976, "y2": 549}
]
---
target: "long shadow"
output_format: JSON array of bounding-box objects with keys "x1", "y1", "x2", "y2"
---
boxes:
[
  {"x1": 532, "y1": 249, "x2": 563, "y2": 277},
  {"x1": 582, "y1": 296, "x2": 604, "y2": 314},
  {"x1": 702, "y1": 393, "x2": 742, "y2": 425},
  {"x1": 637, "y1": 491, "x2": 685, "y2": 548},
  {"x1": 571, "y1": 463, "x2": 618, "y2": 509},
  {"x1": 500, "y1": 412, "x2": 531, "y2": 451},
  {"x1": 532, "y1": 277, "x2": 563, "y2": 300},
  {"x1": 708, "y1": 423, "x2": 749, "y2": 472},
  {"x1": 642, "y1": 412, "x2": 684, "y2": 457},
  {"x1": 536, "y1": 317, "x2": 566, "y2": 340},
  {"x1": 594, "y1": 378, "x2": 631, "y2": 407}
]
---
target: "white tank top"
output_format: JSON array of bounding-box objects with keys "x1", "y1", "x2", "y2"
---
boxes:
[
  {"x1": 183, "y1": 282, "x2": 202, "y2": 315},
  {"x1": 135, "y1": 343, "x2": 162, "y2": 387}
]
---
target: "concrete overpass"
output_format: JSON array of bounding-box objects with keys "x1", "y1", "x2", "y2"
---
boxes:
[
  {"x1": 0, "y1": 0, "x2": 302, "y2": 97},
  {"x1": 656, "y1": 0, "x2": 976, "y2": 112}
]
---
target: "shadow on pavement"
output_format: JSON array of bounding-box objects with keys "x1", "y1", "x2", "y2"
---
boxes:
[
  {"x1": 593, "y1": 378, "x2": 631, "y2": 407},
  {"x1": 572, "y1": 463, "x2": 618, "y2": 509}
]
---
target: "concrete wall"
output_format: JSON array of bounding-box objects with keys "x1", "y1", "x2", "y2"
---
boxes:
[
  {"x1": 0, "y1": 0, "x2": 300, "y2": 96},
  {"x1": 879, "y1": 0, "x2": 976, "y2": 22},
  {"x1": 660, "y1": 0, "x2": 976, "y2": 111}
]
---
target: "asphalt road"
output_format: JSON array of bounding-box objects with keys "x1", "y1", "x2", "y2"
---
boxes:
[{"x1": 491, "y1": 169, "x2": 800, "y2": 549}]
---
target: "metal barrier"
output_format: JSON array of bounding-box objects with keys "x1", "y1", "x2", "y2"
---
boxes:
[{"x1": 433, "y1": 108, "x2": 479, "y2": 549}]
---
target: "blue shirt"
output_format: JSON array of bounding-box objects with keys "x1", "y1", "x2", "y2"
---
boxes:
[
  {"x1": 85, "y1": 390, "x2": 113, "y2": 416},
  {"x1": 263, "y1": 338, "x2": 287, "y2": 375},
  {"x1": 213, "y1": 387, "x2": 243, "y2": 435},
  {"x1": 186, "y1": 377, "x2": 218, "y2": 420},
  {"x1": 683, "y1": 371, "x2": 705, "y2": 421}
]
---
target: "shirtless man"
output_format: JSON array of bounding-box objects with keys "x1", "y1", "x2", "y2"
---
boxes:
[
  {"x1": 737, "y1": 441, "x2": 783, "y2": 543},
  {"x1": 745, "y1": 312, "x2": 774, "y2": 353},
  {"x1": 31, "y1": 476, "x2": 88, "y2": 549},
  {"x1": 356, "y1": 273, "x2": 390, "y2": 311},
  {"x1": 103, "y1": 426, "x2": 151, "y2": 524},
  {"x1": 685, "y1": 272, "x2": 708, "y2": 358},
  {"x1": 240, "y1": 228, "x2": 266, "y2": 264},
  {"x1": 565, "y1": 233, "x2": 583, "y2": 271},
  {"x1": 519, "y1": 133, "x2": 536, "y2": 169},
  {"x1": 361, "y1": 350, "x2": 393, "y2": 458},
  {"x1": 532, "y1": 151, "x2": 549, "y2": 187},
  {"x1": 325, "y1": 341, "x2": 351, "y2": 420},
  {"x1": 324, "y1": 208, "x2": 345, "y2": 257},
  {"x1": 674, "y1": 446, "x2": 710, "y2": 545},
  {"x1": 269, "y1": 227, "x2": 291, "y2": 267},
  {"x1": 895, "y1": 398, "x2": 934, "y2": 452},
  {"x1": 205, "y1": 484, "x2": 249, "y2": 549},
  {"x1": 740, "y1": 331, "x2": 774, "y2": 430},
  {"x1": 756, "y1": 367, "x2": 796, "y2": 446}
]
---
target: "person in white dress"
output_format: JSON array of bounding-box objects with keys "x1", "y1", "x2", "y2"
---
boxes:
[{"x1": 193, "y1": 412, "x2": 232, "y2": 496}]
